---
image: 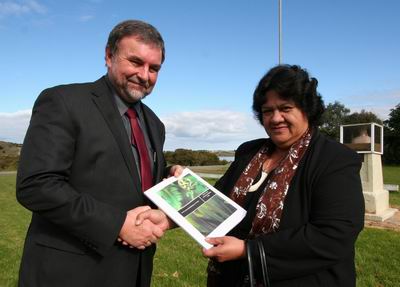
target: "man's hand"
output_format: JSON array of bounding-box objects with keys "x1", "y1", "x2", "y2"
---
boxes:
[
  {"x1": 202, "y1": 236, "x2": 246, "y2": 262},
  {"x1": 118, "y1": 206, "x2": 165, "y2": 249},
  {"x1": 135, "y1": 209, "x2": 175, "y2": 231}
]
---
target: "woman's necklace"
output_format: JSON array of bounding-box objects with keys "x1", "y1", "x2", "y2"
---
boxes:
[
  {"x1": 248, "y1": 171, "x2": 269, "y2": 192},
  {"x1": 248, "y1": 151, "x2": 288, "y2": 192}
]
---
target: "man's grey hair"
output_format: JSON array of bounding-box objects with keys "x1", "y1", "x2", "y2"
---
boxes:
[{"x1": 106, "y1": 20, "x2": 165, "y2": 63}]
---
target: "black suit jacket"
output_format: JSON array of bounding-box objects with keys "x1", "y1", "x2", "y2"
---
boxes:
[
  {"x1": 213, "y1": 130, "x2": 365, "y2": 287},
  {"x1": 16, "y1": 76, "x2": 167, "y2": 287}
]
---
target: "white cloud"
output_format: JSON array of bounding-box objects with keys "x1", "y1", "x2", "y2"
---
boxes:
[
  {"x1": 0, "y1": 109, "x2": 267, "y2": 150},
  {"x1": 79, "y1": 15, "x2": 94, "y2": 22},
  {"x1": 26, "y1": 0, "x2": 46, "y2": 13},
  {"x1": 345, "y1": 89, "x2": 400, "y2": 120},
  {"x1": 0, "y1": 0, "x2": 46, "y2": 17},
  {"x1": 349, "y1": 105, "x2": 393, "y2": 121},
  {"x1": 0, "y1": 110, "x2": 31, "y2": 143},
  {"x1": 161, "y1": 110, "x2": 266, "y2": 150}
]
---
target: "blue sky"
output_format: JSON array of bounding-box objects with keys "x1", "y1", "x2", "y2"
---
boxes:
[{"x1": 0, "y1": 0, "x2": 399, "y2": 150}]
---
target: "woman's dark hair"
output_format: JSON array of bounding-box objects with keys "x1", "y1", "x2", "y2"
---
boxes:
[
  {"x1": 106, "y1": 20, "x2": 165, "y2": 63},
  {"x1": 252, "y1": 64, "x2": 325, "y2": 127}
]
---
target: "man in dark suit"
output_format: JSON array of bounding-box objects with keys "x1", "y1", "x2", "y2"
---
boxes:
[{"x1": 16, "y1": 19, "x2": 181, "y2": 287}]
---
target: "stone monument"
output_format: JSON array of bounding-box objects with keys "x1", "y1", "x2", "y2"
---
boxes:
[{"x1": 340, "y1": 122, "x2": 397, "y2": 221}]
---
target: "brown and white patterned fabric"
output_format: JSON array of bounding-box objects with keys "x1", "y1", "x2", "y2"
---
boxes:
[{"x1": 229, "y1": 129, "x2": 312, "y2": 236}]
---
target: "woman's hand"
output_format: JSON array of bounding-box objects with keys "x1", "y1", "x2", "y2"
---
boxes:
[
  {"x1": 168, "y1": 165, "x2": 184, "y2": 178},
  {"x1": 202, "y1": 236, "x2": 246, "y2": 262}
]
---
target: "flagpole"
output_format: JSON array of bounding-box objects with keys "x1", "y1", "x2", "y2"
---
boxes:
[{"x1": 278, "y1": 0, "x2": 282, "y2": 64}]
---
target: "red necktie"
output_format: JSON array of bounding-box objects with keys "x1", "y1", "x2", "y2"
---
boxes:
[{"x1": 126, "y1": 108, "x2": 153, "y2": 192}]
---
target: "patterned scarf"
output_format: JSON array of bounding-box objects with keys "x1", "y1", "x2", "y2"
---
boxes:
[{"x1": 230, "y1": 129, "x2": 312, "y2": 235}]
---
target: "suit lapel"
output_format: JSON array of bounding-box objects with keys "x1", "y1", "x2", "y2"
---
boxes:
[
  {"x1": 90, "y1": 77, "x2": 142, "y2": 193},
  {"x1": 141, "y1": 104, "x2": 164, "y2": 182}
]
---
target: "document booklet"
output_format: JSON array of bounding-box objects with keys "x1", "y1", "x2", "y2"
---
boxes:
[{"x1": 144, "y1": 168, "x2": 247, "y2": 249}]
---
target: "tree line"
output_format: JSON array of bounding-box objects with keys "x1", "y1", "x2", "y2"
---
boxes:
[{"x1": 164, "y1": 149, "x2": 229, "y2": 166}]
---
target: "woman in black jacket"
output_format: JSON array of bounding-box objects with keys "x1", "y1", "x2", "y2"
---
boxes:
[{"x1": 203, "y1": 65, "x2": 365, "y2": 286}]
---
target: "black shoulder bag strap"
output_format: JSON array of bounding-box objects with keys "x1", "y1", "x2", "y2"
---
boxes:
[
  {"x1": 246, "y1": 240, "x2": 256, "y2": 287},
  {"x1": 246, "y1": 240, "x2": 271, "y2": 287},
  {"x1": 257, "y1": 240, "x2": 271, "y2": 287}
]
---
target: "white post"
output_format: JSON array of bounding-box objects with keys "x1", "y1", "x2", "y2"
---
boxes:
[
  {"x1": 362, "y1": 153, "x2": 397, "y2": 221},
  {"x1": 340, "y1": 123, "x2": 397, "y2": 222}
]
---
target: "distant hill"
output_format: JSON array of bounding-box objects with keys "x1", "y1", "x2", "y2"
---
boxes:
[{"x1": 0, "y1": 141, "x2": 21, "y2": 171}]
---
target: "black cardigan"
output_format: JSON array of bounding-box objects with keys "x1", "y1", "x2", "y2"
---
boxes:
[{"x1": 213, "y1": 130, "x2": 365, "y2": 287}]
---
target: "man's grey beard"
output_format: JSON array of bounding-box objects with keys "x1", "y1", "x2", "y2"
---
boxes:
[{"x1": 126, "y1": 87, "x2": 149, "y2": 102}]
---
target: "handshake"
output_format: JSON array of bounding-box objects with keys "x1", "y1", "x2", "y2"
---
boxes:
[
  {"x1": 117, "y1": 164, "x2": 183, "y2": 250},
  {"x1": 118, "y1": 206, "x2": 173, "y2": 250}
]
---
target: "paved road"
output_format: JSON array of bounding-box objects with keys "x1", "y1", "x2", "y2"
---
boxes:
[
  {"x1": 196, "y1": 172, "x2": 222, "y2": 179},
  {"x1": 0, "y1": 171, "x2": 17, "y2": 176}
]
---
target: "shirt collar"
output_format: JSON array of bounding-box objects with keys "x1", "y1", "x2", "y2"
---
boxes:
[{"x1": 106, "y1": 75, "x2": 142, "y2": 117}]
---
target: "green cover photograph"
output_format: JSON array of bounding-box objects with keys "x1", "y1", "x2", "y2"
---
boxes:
[
  {"x1": 157, "y1": 174, "x2": 237, "y2": 236},
  {"x1": 144, "y1": 168, "x2": 247, "y2": 248}
]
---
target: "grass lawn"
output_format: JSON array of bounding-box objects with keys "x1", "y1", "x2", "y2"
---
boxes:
[
  {"x1": 189, "y1": 165, "x2": 229, "y2": 175},
  {"x1": 1, "y1": 173, "x2": 400, "y2": 286},
  {"x1": 355, "y1": 228, "x2": 400, "y2": 286},
  {"x1": 152, "y1": 229, "x2": 207, "y2": 286},
  {"x1": 0, "y1": 174, "x2": 31, "y2": 286},
  {"x1": 389, "y1": 192, "x2": 400, "y2": 208},
  {"x1": 383, "y1": 165, "x2": 400, "y2": 207}
]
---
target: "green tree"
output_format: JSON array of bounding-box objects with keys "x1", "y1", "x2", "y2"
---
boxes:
[
  {"x1": 383, "y1": 103, "x2": 400, "y2": 164},
  {"x1": 164, "y1": 149, "x2": 227, "y2": 166},
  {"x1": 320, "y1": 101, "x2": 350, "y2": 140},
  {"x1": 343, "y1": 109, "x2": 383, "y2": 125}
]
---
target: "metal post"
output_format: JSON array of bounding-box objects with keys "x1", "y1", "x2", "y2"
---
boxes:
[{"x1": 278, "y1": 0, "x2": 282, "y2": 64}]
